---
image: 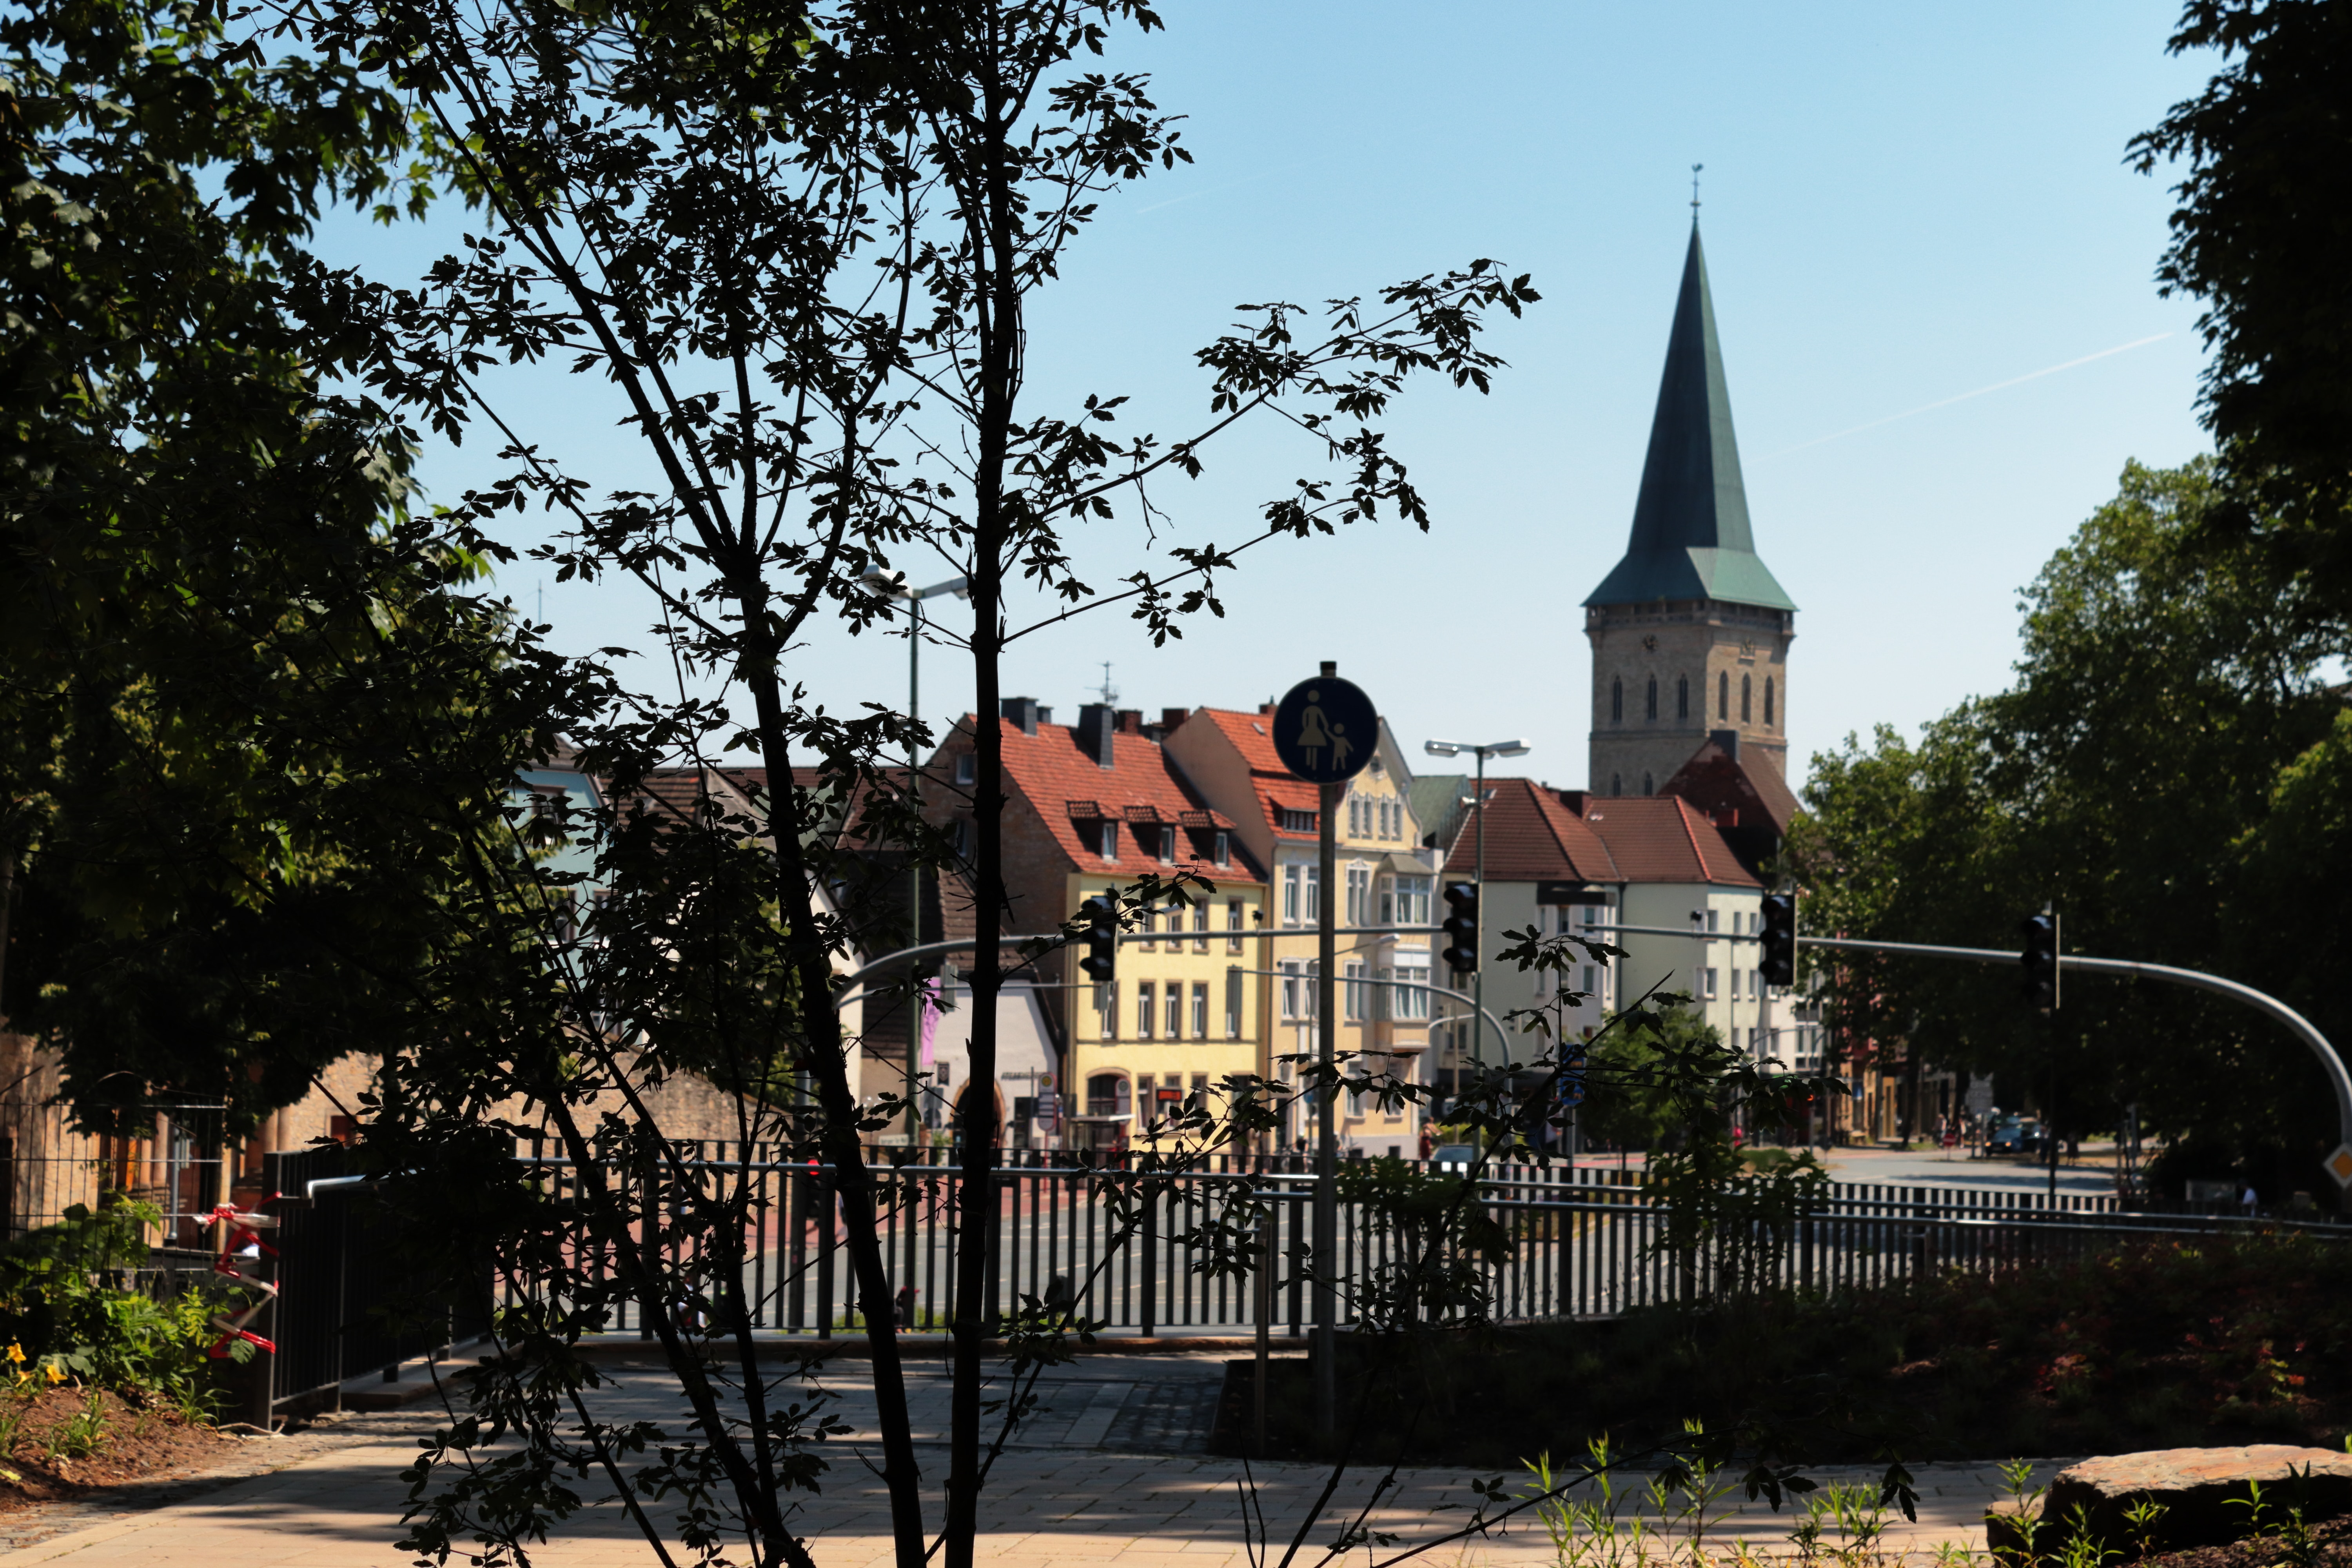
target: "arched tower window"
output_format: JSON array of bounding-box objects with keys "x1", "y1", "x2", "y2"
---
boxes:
[
  {"x1": 1645, "y1": 677, "x2": 1658, "y2": 721},
  {"x1": 1677, "y1": 676, "x2": 1689, "y2": 720},
  {"x1": 1719, "y1": 671, "x2": 1730, "y2": 719},
  {"x1": 1765, "y1": 677, "x2": 1775, "y2": 726},
  {"x1": 1642, "y1": 772, "x2": 1654, "y2": 796},
  {"x1": 1611, "y1": 773, "x2": 1622, "y2": 796},
  {"x1": 1611, "y1": 678, "x2": 1623, "y2": 723},
  {"x1": 1741, "y1": 674, "x2": 1752, "y2": 722}
]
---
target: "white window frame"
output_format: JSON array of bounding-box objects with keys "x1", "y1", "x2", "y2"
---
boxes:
[{"x1": 1136, "y1": 981, "x2": 1156, "y2": 1038}]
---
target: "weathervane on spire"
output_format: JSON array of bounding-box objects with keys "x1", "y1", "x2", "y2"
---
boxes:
[{"x1": 1690, "y1": 162, "x2": 1703, "y2": 218}]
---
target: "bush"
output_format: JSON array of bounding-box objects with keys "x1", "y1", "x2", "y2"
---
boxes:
[{"x1": 0, "y1": 1194, "x2": 226, "y2": 1415}]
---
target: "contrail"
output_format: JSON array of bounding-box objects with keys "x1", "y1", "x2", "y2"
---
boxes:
[
  {"x1": 1134, "y1": 160, "x2": 1318, "y2": 215},
  {"x1": 1760, "y1": 332, "x2": 2173, "y2": 458}
]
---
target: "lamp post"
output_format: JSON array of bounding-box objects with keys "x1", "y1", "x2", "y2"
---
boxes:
[
  {"x1": 864, "y1": 569, "x2": 970, "y2": 1143},
  {"x1": 1422, "y1": 738, "x2": 1529, "y2": 1078}
]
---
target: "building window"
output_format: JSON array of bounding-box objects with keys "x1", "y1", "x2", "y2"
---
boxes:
[
  {"x1": 1611, "y1": 678, "x2": 1623, "y2": 722},
  {"x1": 1730, "y1": 969, "x2": 1742, "y2": 1000},
  {"x1": 1741, "y1": 674, "x2": 1752, "y2": 722},
  {"x1": 1381, "y1": 875, "x2": 1431, "y2": 927},
  {"x1": 1611, "y1": 773, "x2": 1622, "y2": 795},
  {"x1": 1343, "y1": 960, "x2": 1368, "y2": 1020},
  {"x1": 1279, "y1": 961, "x2": 1303, "y2": 1019},
  {"x1": 1213, "y1": 829, "x2": 1230, "y2": 866},
  {"x1": 1346, "y1": 865, "x2": 1371, "y2": 926},
  {"x1": 1719, "y1": 671, "x2": 1730, "y2": 719},
  {"x1": 1226, "y1": 899, "x2": 1245, "y2": 953},
  {"x1": 1348, "y1": 796, "x2": 1363, "y2": 836},
  {"x1": 949, "y1": 818, "x2": 973, "y2": 858},
  {"x1": 1283, "y1": 865, "x2": 1301, "y2": 924},
  {"x1": 1225, "y1": 966, "x2": 1244, "y2": 1037},
  {"x1": 1646, "y1": 676, "x2": 1658, "y2": 720},
  {"x1": 1765, "y1": 677, "x2": 1775, "y2": 726},
  {"x1": 1165, "y1": 984, "x2": 1183, "y2": 1040},
  {"x1": 1096, "y1": 982, "x2": 1117, "y2": 1038},
  {"x1": 1581, "y1": 964, "x2": 1597, "y2": 997},
  {"x1": 1677, "y1": 675, "x2": 1690, "y2": 719},
  {"x1": 1392, "y1": 964, "x2": 1431, "y2": 1020},
  {"x1": 1137, "y1": 902, "x2": 1156, "y2": 953},
  {"x1": 1304, "y1": 865, "x2": 1319, "y2": 923},
  {"x1": 1191, "y1": 983, "x2": 1209, "y2": 1038},
  {"x1": 1098, "y1": 820, "x2": 1119, "y2": 860},
  {"x1": 1192, "y1": 902, "x2": 1209, "y2": 951},
  {"x1": 1087, "y1": 1073, "x2": 1129, "y2": 1119},
  {"x1": 955, "y1": 753, "x2": 977, "y2": 786},
  {"x1": 1706, "y1": 909, "x2": 1719, "y2": 933},
  {"x1": 1642, "y1": 772, "x2": 1653, "y2": 796},
  {"x1": 1702, "y1": 967, "x2": 1719, "y2": 1000},
  {"x1": 1279, "y1": 807, "x2": 1317, "y2": 832},
  {"x1": 1158, "y1": 824, "x2": 1176, "y2": 864},
  {"x1": 1136, "y1": 982, "x2": 1156, "y2": 1038}
]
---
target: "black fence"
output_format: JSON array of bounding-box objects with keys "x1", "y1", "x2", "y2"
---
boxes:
[
  {"x1": 245, "y1": 1145, "x2": 2350, "y2": 1419},
  {"x1": 263, "y1": 1149, "x2": 491, "y2": 1413}
]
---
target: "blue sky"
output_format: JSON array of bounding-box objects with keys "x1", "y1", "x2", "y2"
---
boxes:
[{"x1": 325, "y1": 0, "x2": 2218, "y2": 795}]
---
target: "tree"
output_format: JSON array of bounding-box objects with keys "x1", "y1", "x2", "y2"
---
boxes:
[
  {"x1": 2129, "y1": 0, "x2": 2352, "y2": 610},
  {"x1": 1788, "y1": 460, "x2": 2350, "y2": 1192},
  {"x1": 0, "y1": 0, "x2": 543, "y2": 1130},
  {"x1": 261, "y1": 1, "x2": 1540, "y2": 1565}
]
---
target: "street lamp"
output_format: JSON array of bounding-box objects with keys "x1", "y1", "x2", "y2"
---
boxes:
[
  {"x1": 865, "y1": 568, "x2": 970, "y2": 1142},
  {"x1": 1423, "y1": 738, "x2": 1529, "y2": 1076}
]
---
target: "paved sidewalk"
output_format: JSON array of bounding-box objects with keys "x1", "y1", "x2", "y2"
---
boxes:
[{"x1": 4, "y1": 1355, "x2": 2054, "y2": 1566}]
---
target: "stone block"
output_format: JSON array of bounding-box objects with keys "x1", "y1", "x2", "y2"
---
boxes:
[{"x1": 1985, "y1": 1446, "x2": 2352, "y2": 1557}]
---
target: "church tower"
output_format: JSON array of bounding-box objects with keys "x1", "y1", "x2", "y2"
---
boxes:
[{"x1": 1586, "y1": 223, "x2": 1796, "y2": 796}]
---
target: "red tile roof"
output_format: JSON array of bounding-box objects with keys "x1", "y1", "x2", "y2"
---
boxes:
[
  {"x1": 1439, "y1": 777, "x2": 1622, "y2": 883},
  {"x1": 951, "y1": 716, "x2": 1264, "y2": 882},
  {"x1": 1574, "y1": 795, "x2": 1760, "y2": 887},
  {"x1": 1659, "y1": 742, "x2": 1800, "y2": 837},
  {"x1": 1193, "y1": 706, "x2": 1323, "y2": 841}
]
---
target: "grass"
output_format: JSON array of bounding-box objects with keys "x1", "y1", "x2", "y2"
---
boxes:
[{"x1": 1220, "y1": 1231, "x2": 2352, "y2": 1467}]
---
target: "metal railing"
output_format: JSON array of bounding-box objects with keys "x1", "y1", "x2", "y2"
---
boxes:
[{"x1": 470, "y1": 1146, "x2": 2346, "y2": 1340}]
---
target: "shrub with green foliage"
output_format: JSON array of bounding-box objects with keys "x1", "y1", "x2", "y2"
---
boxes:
[{"x1": 0, "y1": 1195, "x2": 227, "y2": 1416}]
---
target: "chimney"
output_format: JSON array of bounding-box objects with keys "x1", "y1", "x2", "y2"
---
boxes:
[
  {"x1": 1708, "y1": 728, "x2": 1739, "y2": 760},
  {"x1": 1001, "y1": 696, "x2": 1040, "y2": 737},
  {"x1": 1076, "y1": 704, "x2": 1118, "y2": 769},
  {"x1": 1160, "y1": 707, "x2": 1189, "y2": 731},
  {"x1": 1116, "y1": 709, "x2": 1143, "y2": 735}
]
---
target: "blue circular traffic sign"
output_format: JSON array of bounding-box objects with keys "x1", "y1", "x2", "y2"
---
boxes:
[{"x1": 1272, "y1": 673, "x2": 1377, "y2": 784}]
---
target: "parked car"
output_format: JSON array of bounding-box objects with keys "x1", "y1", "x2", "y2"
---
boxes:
[{"x1": 1987, "y1": 1116, "x2": 2044, "y2": 1156}]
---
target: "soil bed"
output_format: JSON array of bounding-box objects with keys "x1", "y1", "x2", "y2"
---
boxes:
[{"x1": 0, "y1": 1386, "x2": 239, "y2": 1513}]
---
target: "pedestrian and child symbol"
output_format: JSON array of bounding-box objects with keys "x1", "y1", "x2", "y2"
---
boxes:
[
  {"x1": 1272, "y1": 668, "x2": 1377, "y2": 785},
  {"x1": 1292, "y1": 689, "x2": 1355, "y2": 774}
]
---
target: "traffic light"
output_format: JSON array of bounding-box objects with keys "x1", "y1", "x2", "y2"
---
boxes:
[
  {"x1": 2018, "y1": 911, "x2": 2060, "y2": 1010},
  {"x1": 1440, "y1": 882, "x2": 1479, "y2": 975},
  {"x1": 1758, "y1": 893, "x2": 1797, "y2": 988},
  {"x1": 1079, "y1": 894, "x2": 1118, "y2": 983}
]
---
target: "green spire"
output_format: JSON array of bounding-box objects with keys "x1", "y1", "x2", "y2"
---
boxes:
[{"x1": 1584, "y1": 225, "x2": 1796, "y2": 612}]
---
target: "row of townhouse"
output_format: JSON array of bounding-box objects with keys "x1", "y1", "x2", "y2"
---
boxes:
[{"x1": 902, "y1": 695, "x2": 1824, "y2": 1157}]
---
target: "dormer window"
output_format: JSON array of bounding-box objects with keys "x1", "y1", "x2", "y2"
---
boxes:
[
  {"x1": 1158, "y1": 824, "x2": 1176, "y2": 864},
  {"x1": 1097, "y1": 820, "x2": 1119, "y2": 860},
  {"x1": 954, "y1": 753, "x2": 977, "y2": 786},
  {"x1": 1213, "y1": 830, "x2": 1230, "y2": 866}
]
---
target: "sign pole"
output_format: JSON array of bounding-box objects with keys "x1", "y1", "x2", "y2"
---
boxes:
[
  {"x1": 1312, "y1": 777, "x2": 1339, "y2": 1444},
  {"x1": 1265, "y1": 659, "x2": 1379, "y2": 1452}
]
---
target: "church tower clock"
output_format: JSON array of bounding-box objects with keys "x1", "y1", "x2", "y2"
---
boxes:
[{"x1": 1586, "y1": 222, "x2": 1796, "y2": 796}]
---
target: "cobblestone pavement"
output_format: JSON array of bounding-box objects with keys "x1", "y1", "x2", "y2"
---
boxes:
[{"x1": 2, "y1": 1353, "x2": 2062, "y2": 1567}]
